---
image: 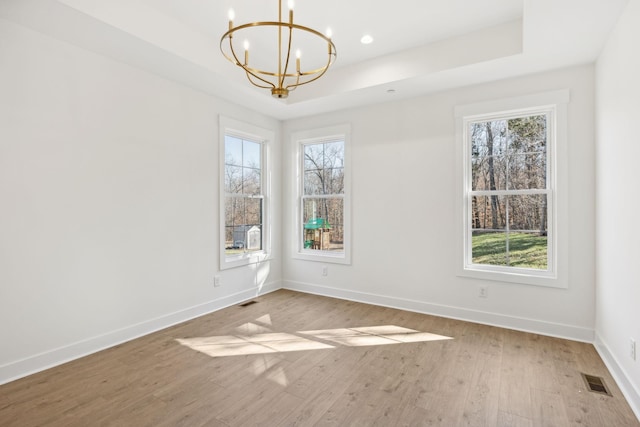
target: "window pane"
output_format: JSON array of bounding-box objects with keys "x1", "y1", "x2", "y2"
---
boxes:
[
  {"x1": 243, "y1": 167, "x2": 261, "y2": 195},
  {"x1": 323, "y1": 141, "x2": 344, "y2": 169},
  {"x1": 243, "y1": 140, "x2": 261, "y2": 169},
  {"x1": 470, "y1": 120, "x2": 508, "y2": 157},
  {"x1": 472, "y1": 155, "x2": 507, "y2": 191},
  {"x1": 245, "y1": 198, "x2": 262, "y2": 226},
  {"x1": 507, "y1": 153, "x2": 546, "y2": 190},
  {"x1": 304, "y1": 140, "x2": 345, "y2": 196},
  {"x1": 225, "y1": 136, "x2": 243, "y2": 167},
  {"x1": 304, "y1": 144, "x2": 324, "y2": 171},
  {"x1": 471, "y1": 195, "x2": 507, "y2": 232},
  {"x1": 506, "y1": 115, "x2": 546, "y2": 190},
  {"x1": 507, "y1": 116, "x2": 546, "y2": 154},
  {"x1": 470, "y1": 120, "x2": 508, "y2": 191},
  {"x1": 302, "y1": 197, "x2": 343, "y2": 252},
  {"x1": 472, "y1": 230, "x2": 508, "y2": 266},
  {"x1": 225, "y1": 197, "x2": 244, "y2": 255},
  {"x1": 471, "y1": 195, "x2": 548, "y2": 269},
  {"x1": 325, "y1": 167, "x2": 344, "y2": 194},
  {"x1": 225, "y1": 197, "x2": 245, "y2": 227},
  {"x1": 507, "y1": 194, "x2": 547, "y2": 233},
  {"x1": 225, "y1": 165, "x2": 243, "y2": 193},
  {"x1": 224, "y1": 196, "x2": 263, "y2": 255},
  {"x1": 230, "y1": 225, "x2": 262, "y2": 253},
  {"x1": 304, "y1": 170, "x2": 324, "y2": 195},
  {"x1": 471, "y1": 195, "x2": 507, "y2": 266},
  {"x1": 224, "y1": 226, "x2": 234, "y2": 251},
  {"x1": 225, "y1": 137, "x2": 262, "y2": 196},
  {"x1": 505, "y1": 194, "x2": 548, "y2": 269}
]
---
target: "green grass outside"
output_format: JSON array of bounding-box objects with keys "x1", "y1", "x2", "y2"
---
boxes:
[{"x1": 472, "y1": 232, "x2": 547, "y2": 269}]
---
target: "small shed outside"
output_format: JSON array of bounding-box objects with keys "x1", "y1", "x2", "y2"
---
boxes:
[{"x1": 233, "y1": 225, "x2": 261, "y2": 250}]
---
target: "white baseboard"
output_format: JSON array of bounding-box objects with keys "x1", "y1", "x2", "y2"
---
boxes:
[
  {"x1": 282, "y1": 280, "x2": 595, "y2": 342},
  {"x1": 594, "y1": 333, "x2": 640, "y2": 422},
  {"x1": 0, "y1": 281, "x2": 280, "y2": 385}
]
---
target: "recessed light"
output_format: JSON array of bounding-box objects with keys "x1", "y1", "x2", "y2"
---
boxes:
[
  {"x1": 360, "y1": 35, "x2": 373, "y2": 45},
  {"x1": 387, "y1": 89, "x2": 396, "y2": 94}
]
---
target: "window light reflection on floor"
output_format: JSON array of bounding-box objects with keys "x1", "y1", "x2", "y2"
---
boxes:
[{"x1": 177, "y1": 325, "x2": 452, "y2": 358}]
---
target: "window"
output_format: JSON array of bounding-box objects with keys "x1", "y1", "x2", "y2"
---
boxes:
[
  {"x1": 294, "y1": 125, "x2": 351, "y2": 264},
  {"x1": 455, "y1": 90, "x2": 569, "y2": 287},
  {"x1": 220, "y1": 117, "x2": 272, "y2": 269}
]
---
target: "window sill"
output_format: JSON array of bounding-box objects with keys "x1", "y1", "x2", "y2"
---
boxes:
[
  {"x1": 221, "y1": 251, "x2": 270, "y2": 270},
  {"x1": 293, "y1": 250, "x2": 350, "y2": 265},
  {"x1": 458, "y1": 265, "x2": 567, "y2": 288}
]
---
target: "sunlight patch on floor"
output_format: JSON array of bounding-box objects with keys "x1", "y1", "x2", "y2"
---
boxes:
[
  {"x1": 177, "y1": 324, "x2": 452, "y2": 358},
  {"x1": 300, "y1": 325, "x2": 453, "y2": 347},
  {"x1": 176, "y1": 333, "x2": 334, "y2": 358}
]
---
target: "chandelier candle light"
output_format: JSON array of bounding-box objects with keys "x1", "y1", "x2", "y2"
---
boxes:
[{"x1": 220, "y1": 0, "x2": 337, "y2": 99}]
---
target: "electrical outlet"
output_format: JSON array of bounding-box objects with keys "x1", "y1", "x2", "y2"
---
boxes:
[
  {"x1": 631, "y1": 338, "x2": 636, "y2": 361},
  {"x1": 214, "y1": 275, "x2": 221, "y2": 287},
  {"x1": 322, "y1": 265, "x2": 328, "y2": 277},
  {"x1": 479, "y1": 285, "x2": 488, "y2": 298}
]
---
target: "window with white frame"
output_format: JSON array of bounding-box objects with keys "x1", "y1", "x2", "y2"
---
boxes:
[
  {"x1": 294, "y1": 125, "x2": 351, "y2": 264},
  {"x1": 456, "y1": 90, "x2": 569, "y2": 287},
  {"x1": 220, "y1": 117, "x2": 272, "y2": 269}
]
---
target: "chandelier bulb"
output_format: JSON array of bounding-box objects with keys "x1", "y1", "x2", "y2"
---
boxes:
[
  {"x1": 228, "y1": 9, "x2": 235, "y2": 21},
  {"x1": 326, "y1": 28, "x2": 333, "y2": 39},
  {"x1": 288, "y1": 0, "x2": 294, "y2": 10},
  {"x1": 243, "y1": 40, "x2": 250, "y2": 51}
]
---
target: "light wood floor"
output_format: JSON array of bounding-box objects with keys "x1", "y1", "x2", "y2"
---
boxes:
[{"x1": 1, "y1": 290, "x2": 638, "y2": 426}]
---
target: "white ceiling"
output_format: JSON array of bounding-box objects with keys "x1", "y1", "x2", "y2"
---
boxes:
[{"x1": 0, "y1": 0, "x2": 630, "y2": 120}]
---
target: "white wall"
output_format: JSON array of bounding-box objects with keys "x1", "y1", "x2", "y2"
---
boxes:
[
  {"x1": 0, "y1": 18, "x2": 281, "y2": 383},
  {"x1": 595, "y1": 0, "x2": 640, "y2": 417},
  {"x1": 283, "y1": 65, "x2": 596, "y2": 342}
]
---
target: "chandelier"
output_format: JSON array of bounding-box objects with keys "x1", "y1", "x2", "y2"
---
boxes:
[{"x1": 220, "y1": 0, "x2": 337, "y2": 99}]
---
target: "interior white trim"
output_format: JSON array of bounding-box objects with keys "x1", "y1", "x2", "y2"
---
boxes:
[
  {"x1": 594, "y1": 333, "x2": 640, "y2": 422},
  {"x1": 282, "y1": 280, "x2": 594, "y2": 343},
  {"x1": 0, "y1": 281, "x2": 281, "y2": 386}
]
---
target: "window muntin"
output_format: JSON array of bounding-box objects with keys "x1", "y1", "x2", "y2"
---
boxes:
[
  {"x1": 465, "y1": 109, "x2": 553, "y2": 275},
  {"x1": 301, "y1": 139, "x2": 345, "y2": 252}
]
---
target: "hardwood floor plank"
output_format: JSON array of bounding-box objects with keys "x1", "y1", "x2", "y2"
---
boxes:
[
  {"x1": 497, "y1": 410, "x2": 534, "y2": 427},
  {"x1": 498, "y1": 329, "x2": 535, "y2": 420},
  {"x1": 529, "y1": 388, "x2": 570, "y2": 427}
]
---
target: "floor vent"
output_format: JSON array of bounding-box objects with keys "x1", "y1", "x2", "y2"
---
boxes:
[
  {"x1": 581, "y1": 373, "x2": 612, "y2": 396},
  {"x1": 239, "y1": 300, "x2": 258, "y2": 307}
]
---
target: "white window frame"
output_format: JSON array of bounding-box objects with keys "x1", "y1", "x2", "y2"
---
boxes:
[
  {"x1": 219, "y1": 116, "x2": 273, "y2": 270},
  {"x1": 455, "y1": 90, "x2": 569, "y2": 288},
  {"x1": 293, "y1": 124, "x2": 351, "y2": 265}
]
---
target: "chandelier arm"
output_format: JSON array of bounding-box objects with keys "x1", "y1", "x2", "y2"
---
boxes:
[
  {"x1": 284, "y1": 67, "x2": 302, "y2": 93},
  {"x1": 245, "y1": 71, "x2": 276, "y2": 90},
  {"x1": 286, "y1": 48, "x2": 336, "y2": 90},
  {"x1": 279, "y1": 24, "x2": 295, "y2": 89},
  {"x1": 220, "y1": 35, "x2": 243, "y2": 67},
  {"x1": 221, "y1": 34, "x2": 276, "y2": 89}
]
